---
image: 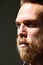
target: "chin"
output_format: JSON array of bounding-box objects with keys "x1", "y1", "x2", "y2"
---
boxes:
[
  {"x1": 18, "y1": 47, "x2": 34, "y2": 63},
  {"x1": 19, "y1": 50, "x2": 29, "y2": 62},
  {"x1": 17, "y1": 34, "x2": 43, "y2": 64},
  {"x1": 17, "y1": 45, "x2": 43, "y2": 64}
]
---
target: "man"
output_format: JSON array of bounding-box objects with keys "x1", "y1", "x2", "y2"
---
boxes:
[{"x1": 16, "y1": 0, "x2": 43, "y2": 65}]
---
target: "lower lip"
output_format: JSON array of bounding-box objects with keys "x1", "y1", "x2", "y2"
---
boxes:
[{"x1": 19, "y1": 44, "x2": 28, "y2": 48}]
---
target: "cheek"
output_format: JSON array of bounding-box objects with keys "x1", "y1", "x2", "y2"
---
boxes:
[{"x1": 27, "y1": 28, "x2": 40, "y2": 37}]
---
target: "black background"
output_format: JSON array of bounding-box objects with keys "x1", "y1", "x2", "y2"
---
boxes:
[{"x1": 0, "y1": 0, "x2": 23, "y2": 65}]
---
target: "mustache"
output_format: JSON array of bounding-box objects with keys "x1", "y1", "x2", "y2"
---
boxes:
[
  {"x1": 16, "y1": 36, "x2": 32, "y2": 45},
  {"x1": 16, "y1": 35, "x2": 43, "y2": 52}
]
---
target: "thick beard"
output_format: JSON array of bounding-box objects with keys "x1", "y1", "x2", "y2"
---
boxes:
[{"x1": 16, "y1": 34, "x2": 43, "y2": 64}]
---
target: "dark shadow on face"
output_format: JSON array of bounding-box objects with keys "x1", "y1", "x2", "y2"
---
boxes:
[
  {"x1": 21, "y1": 0, "x2": 43, "y2": 5},
  {"x1": 38, "y1": 12, "x2": 43, "y2": 27}
]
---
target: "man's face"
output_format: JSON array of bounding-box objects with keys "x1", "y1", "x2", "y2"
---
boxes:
[{"x1": 16, "y1": 3, "x2": 43, "y2": 64}]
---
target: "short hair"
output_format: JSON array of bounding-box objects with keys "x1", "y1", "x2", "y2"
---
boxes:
[{"x1": 21, "y1": 0, "x2": 43, "y2": 5}]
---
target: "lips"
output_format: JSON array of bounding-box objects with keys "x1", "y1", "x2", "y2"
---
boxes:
[{"x1": 19, "y1": 42, "x2": 28, "y2": 48}]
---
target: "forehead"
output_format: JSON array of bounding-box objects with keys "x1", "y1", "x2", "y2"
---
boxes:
[{"x1": 16, "y1": 3, "x2": 43, "y2": 22}]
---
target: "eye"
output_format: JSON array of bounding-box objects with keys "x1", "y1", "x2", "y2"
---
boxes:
[
  {"x1": 25, "y1": 22, "x2": 39, "y2": 28},
  {"x1": 24, "y1": 22, "x2": 34, "y2": 27},
  {"x1": 16, "y1": 22, "x2": 21, "y2": 28}
]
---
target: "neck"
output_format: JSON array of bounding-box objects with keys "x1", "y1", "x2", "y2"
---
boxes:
[
  {"x1": 24, "y1": 52, "x2": 43, "y2": 65},
  {"x1": 26, "y1": 59, "x2": 43, "y2": 65},
  {"x1": 25, "y1": 57, "x2": 43, "y2": 65},
  {"x1": 26, "y1": 62, "x2": 43, "y2": 65}
]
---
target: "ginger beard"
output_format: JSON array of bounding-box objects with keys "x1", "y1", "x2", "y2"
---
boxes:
[{"x1": 16, "y1": 34, "x2": 43, "y2": 64}]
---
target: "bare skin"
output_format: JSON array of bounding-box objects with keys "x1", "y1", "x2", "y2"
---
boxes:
[{"x1": 16, "y1": 3, "x2": 43, "y2": 65}]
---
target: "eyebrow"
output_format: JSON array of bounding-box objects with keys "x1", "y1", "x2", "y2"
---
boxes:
[
  {"x1": 22, "y1": 20, "x2": 40, "y2": 24},
  {"x1": 16, "y1": 20, "x2": 40, "y2": 27},
  {"x1": 16, "y1": 20, "x2": 40, "y2": 26},
  {"x1": 16, "y1": 20, "x2": 39, "y2": 23},
  {"x1": 24, "y1": 20, "x2": 40, "y2": 27}
]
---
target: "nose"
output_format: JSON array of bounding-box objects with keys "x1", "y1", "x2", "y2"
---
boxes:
[{"x1": 17, "y1": 23, "x2": 27, "y2": 37}]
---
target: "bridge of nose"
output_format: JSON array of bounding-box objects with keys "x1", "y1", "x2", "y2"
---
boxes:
[{"x1": 18, "y1": 23, "x2": 27, "y2": 37}]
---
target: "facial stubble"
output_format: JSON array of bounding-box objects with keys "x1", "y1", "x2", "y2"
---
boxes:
[{"x1": 16, "y1": 34, "x2": 43, "y2": 64}]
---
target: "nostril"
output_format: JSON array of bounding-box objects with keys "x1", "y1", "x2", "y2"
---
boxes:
[{"x1": 20, "y1": 32, "x2": 27, "y2": 38}]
